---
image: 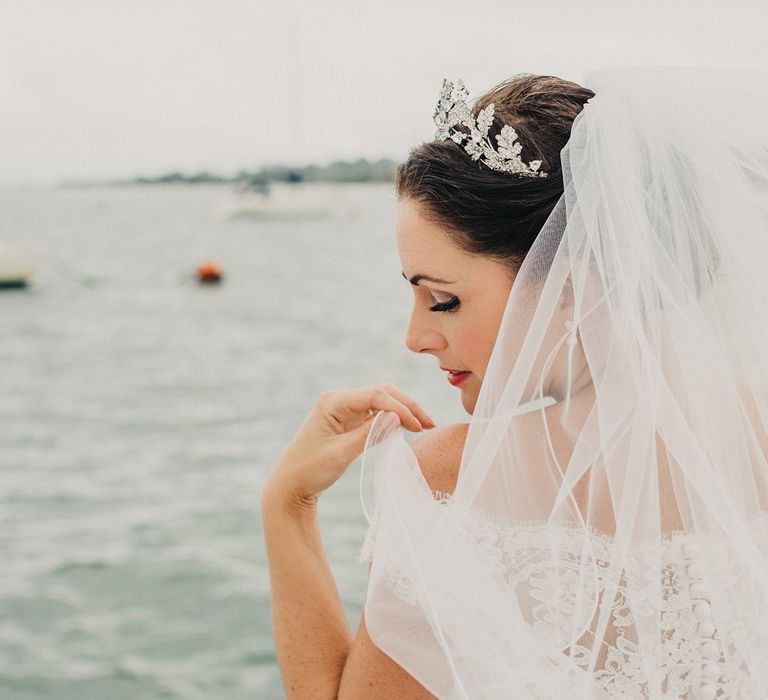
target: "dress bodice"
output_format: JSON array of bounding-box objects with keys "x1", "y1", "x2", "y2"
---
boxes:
[{"x1": 359, "y1": 491, "x2": 768, "y2": 699}]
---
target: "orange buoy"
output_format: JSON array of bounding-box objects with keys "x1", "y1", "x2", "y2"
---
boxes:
[{"x1": 196, "y1": 260, "x2": 223, "y2": 284}]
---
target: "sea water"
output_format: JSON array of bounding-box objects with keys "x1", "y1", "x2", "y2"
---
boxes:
[{"x1": 0, "y1": 182, "x2": 465, "y2": 699}]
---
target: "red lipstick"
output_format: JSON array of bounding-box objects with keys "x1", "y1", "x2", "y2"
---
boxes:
[{"x1": 441, "y1": 367, "x2": 470, "y2": 386}]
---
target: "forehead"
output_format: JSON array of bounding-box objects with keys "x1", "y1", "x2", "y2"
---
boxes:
[{"x1": 396, "y1": 199, "x2": 473, "y2": 273}]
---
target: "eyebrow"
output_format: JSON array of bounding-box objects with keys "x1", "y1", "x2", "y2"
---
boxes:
[{"x1": 402, "y1": 271, "x2": 457, "y2": 285}]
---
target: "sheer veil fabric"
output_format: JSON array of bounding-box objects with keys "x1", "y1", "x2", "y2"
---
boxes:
[{"x1": 358, "y1": 66, "x2": 768, "y2": 699}]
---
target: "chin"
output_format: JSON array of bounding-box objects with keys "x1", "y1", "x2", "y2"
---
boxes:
[{"x1": 461, "y1": 390, "x2": 477, "y2": 416}]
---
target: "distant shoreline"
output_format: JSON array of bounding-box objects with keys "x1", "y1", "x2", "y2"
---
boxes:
[{"x1": 61, "y1": 158, "x2": 398, "y2": 188}]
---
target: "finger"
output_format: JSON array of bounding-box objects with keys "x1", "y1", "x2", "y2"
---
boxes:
[
  {"x1": 378, "y1": 383, "x2": 436, "y2": 428},
  {"x1": 369, "y1": 389, "x2": 423, "y2": 432},
  {"x1": 338, "y1": 410, "x2": 379, "y2": 454},
  {"x1": 339, "y1": 386, "x2": 424, "y2": 432}
]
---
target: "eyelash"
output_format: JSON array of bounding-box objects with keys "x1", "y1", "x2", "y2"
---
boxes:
[{"x1": 429, "y1": 296, "x2": 460, "y2": 313}]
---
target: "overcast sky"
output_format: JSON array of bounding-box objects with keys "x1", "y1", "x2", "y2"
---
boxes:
[{"x1": 2, "y1": 0, "x2": 767, "y2": 185}]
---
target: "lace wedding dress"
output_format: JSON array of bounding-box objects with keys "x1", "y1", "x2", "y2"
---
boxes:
[{"x1": 360, "y1": 488, "x2": 768, "y2": 699}]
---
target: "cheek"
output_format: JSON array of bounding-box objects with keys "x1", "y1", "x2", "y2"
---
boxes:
[
  {"x1": 453, "y1": 317, "x2": 496, "y2": 368},
  {"x1": 467, "y1": 306, "x2": 508, "y2": 373}
]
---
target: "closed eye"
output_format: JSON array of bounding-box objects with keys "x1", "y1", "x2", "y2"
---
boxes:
[{"x1": 429, "y1": 296, "x2": 460, "y2": 313}]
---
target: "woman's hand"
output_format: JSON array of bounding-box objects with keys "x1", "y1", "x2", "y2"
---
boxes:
[{"x1": 263, "y1": 383, "x2": 436, "y2": 507}]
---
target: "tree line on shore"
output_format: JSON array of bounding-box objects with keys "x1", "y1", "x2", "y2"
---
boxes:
[{"x1": 122, "y1": 158, "x2": 397, "y2": 186}]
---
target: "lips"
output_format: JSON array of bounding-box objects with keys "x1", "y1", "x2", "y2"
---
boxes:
[{"x1": 441, "y1": 366, "x2": 470, "y2": 386}]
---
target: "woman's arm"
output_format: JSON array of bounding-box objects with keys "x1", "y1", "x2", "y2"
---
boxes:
[
  {"x1": 263, "y1": 484, "x2": 438, "y2": 699},
  {"x1": 338, "y1": 611, "x2": 438, "y2": 699},
  {"x1": 261, "y1": 487, "x2": 352, "y2": 698},
  {"x1": 261, "y1": 384, "x2": 435, "y2": 698}
]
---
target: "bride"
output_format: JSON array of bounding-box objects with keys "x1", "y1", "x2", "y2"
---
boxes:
[{"x1": 262, "y1": 67, "x2": 768, "y2": 698}]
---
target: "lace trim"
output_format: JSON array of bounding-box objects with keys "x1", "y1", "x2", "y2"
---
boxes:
[
  {"x1": 358, "y1": 489, "x2": 451, "y2": 564},
  {"x1": 359, "y1": 492, "x2": 768, "y2": 699}
]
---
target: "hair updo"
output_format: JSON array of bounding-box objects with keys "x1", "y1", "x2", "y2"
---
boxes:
[{"x1": 396, "y1": 74, "x2": 595, "y2": 274}]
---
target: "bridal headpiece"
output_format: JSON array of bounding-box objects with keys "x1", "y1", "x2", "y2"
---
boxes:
[{"x1": 433, "y1": 78, "x2": 547, "y2": 177}]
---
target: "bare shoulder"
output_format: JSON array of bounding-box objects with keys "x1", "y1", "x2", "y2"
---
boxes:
[{"x1": 408, "y1": 422, "x2": 469, "y2": 496}]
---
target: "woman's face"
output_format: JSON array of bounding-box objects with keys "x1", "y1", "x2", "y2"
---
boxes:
[{"x1": 396, "y1": 198, "x2": 515, "y2": 415}]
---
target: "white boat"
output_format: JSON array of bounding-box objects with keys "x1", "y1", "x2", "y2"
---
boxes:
[
  {"x1": 0, "y1": 241, "x2": 48, "y2": 288},
  {"x1": 217, "y1": 183, "x2": 360, "y2": 222},
  {"x1": 221, "y1": 196, "x2": 336, "y2": 221}
]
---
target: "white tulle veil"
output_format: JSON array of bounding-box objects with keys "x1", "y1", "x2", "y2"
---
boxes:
[{"x1": 358, "y1": 66, "x2": 768, "y2": 698}]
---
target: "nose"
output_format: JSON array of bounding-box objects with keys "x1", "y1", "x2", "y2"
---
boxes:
[{"x1": 405, "y1": 304, "x2": 447, "y2": 354}]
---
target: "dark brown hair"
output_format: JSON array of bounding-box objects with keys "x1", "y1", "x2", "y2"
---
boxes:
[{"x1": 396, "y1": 74, "x2": 595, "y2": 273}]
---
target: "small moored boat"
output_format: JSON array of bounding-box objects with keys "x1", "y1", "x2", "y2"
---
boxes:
[{"x1": 0, "y1": 241, "x2": 48, "y2": 288}]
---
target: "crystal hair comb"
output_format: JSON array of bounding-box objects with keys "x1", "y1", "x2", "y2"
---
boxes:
[{"x1": 433, "y1": 79, "x2": 547, "y2": 178}]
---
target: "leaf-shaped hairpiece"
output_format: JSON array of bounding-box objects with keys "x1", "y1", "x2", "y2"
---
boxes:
[{"x1": 433, "y1": 79, "x2": 547, "y2": 178}]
